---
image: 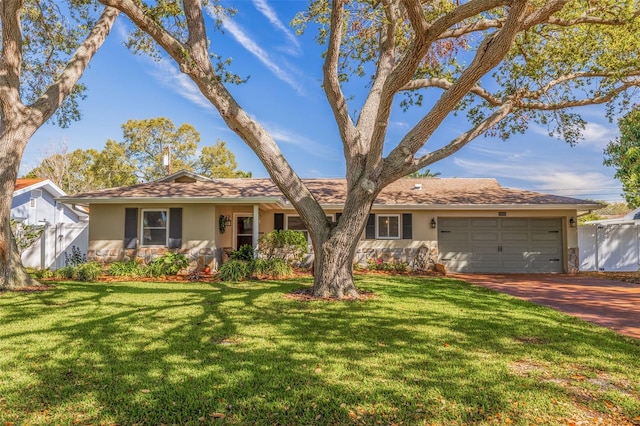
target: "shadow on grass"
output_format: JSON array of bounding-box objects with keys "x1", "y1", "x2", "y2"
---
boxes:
[{"x1": 1, "y1": 275, "x2": 639, "y2": 425}]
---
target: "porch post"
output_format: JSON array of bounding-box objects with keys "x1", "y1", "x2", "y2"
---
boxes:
[{"x1": 253, "y1": 204, "x2": 259, "y2": 251}]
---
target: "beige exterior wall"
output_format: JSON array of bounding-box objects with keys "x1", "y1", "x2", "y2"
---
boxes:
[{"x1": 86, "y1": 203, "x2": 580, "y2": 273}]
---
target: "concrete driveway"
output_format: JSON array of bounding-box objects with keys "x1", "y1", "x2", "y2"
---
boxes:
[{"x1": 451, "y1": 273, "x2": 640, "y2": 340}]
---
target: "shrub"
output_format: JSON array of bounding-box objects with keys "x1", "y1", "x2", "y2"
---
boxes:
[
  {"x1": 230, "y1": 244, "x2": 255, "y2": 261},
  {"x1": 147, "y1": 252, "x2": 189, "y2": 276},
  {"x1": 109, "y1": 260, "x2": 147, "y2": 277},
  {"x1": 367, "y1": 258, "x2": 409, "y2": 273},
  {"x1": 55, "y1": 266, "x2": 75, "y2": 280},
  {"x1": 218, "y1": 259, "x2": 250, "y2": 281},
  {"x1": 27, "y1": 268, "x2": 54, "y2": 279},
  {"x1": 257, "y1": 230, "x2": 308, "y2": 264},
  {"x1": 250, "y1": 258, "x2": 269, "y2": 279},
  {"x1": 75, "y1": 262, "x2": 102, "y2": 282},
  {"x1": 264, "y1": 258, "x2": 292, "y2": 278},
  {"x1": 64, "y1": 246, "x2": 87, "y2": 267}
]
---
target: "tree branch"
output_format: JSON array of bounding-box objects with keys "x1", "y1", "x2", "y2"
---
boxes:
[
  {"x1": 361, "y1": 0, "x2": 400, "y2": 172},
  {"x1": 323, "y1": 0, "x2": 358, "y2": 168},
  {"x1": 28, "y1": 6, "x2": 120, "y2": 128},
  {"x1": 383, "y1": 0, "x2": 531, "y2": 179},
  {"x1": 411, "y1": 101, "x2": 514, "y2": 174},
  {"x1": 401, "y1": 77, "x2": 503, "y2": 106}
]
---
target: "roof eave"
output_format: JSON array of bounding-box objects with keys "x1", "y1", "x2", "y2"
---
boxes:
[{"x1": 56, "y1": 196, "x2": 288, "y2": 207}]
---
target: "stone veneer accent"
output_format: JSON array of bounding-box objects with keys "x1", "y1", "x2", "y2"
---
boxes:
[
  {"x1": 88, "y1": 247, "x2": 220, "y2": 273},
  {"x1": 354, "y1": 242, "x2": 439, "y2": 271},
  {"x1": 567, "y1": 247, "x2": 579, "y2": 274}
]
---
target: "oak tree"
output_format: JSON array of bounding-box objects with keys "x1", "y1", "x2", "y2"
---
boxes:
[
  {"x1": 0, "y1": 1, "x2": 119, "y2": 290},
  {"x1": 100, "y1": 0, "x2": 640, "y2": 298},
  {"x1": 604, "y1": 108, "x2": 640, "y2": 208},
  {"x1": 194, "y1": 139, "x2": 252, "y2": 178}
]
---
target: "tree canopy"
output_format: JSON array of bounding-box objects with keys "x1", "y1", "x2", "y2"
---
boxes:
[
  {"x1": 604, "y1": 108, "x2": 640, "y2": 208},
  {"x1": 98, "y1": 0, "x2": 640, "y2": 298},
  {"x1": 25, "y1": 118, "x2": 251, "y2": 192}
]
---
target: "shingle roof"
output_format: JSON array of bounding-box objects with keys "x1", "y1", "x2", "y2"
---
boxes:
[{"x1": 58, "y1": 175, "x2": 600, "y2": 209}]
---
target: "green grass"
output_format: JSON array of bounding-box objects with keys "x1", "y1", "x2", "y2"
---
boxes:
[{"x1": 1, "y1": 275, "x2": 639, "y2": 425}]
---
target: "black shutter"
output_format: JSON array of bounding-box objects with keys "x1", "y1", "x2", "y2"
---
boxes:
[
  {"x1": 335, "y1": 213, "x2": 342, "y2": 224},
  {"x1": 402, "y1": 213, "x2": 412, "y2": 240},
  {"x1": 274, "y1": 213, "x2": 284, "y2": 230},
  {"x1": 124, "y1": 208, "x2": 138, "y2": 249},
  {"x1": 365, "y1": 214, "x2": 376, "y2": 239},
  {"x1": 169, "y1": 208, "x2": 183, "y2": 248}
]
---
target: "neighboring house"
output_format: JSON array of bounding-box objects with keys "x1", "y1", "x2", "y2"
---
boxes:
[
  {"x1": 12, "y1": 178, "x2": 89, "y2": 269},
  {"x1": 579, "y1": 208, "x2": 640, "y2": 272},
  {"x1": 57, "y1": 170, "x2": 601, "y2": 274}
]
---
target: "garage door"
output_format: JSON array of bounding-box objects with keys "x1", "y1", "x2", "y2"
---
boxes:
[{"x1": 438, "y1": 218, "x2": 563, "y2": 273}]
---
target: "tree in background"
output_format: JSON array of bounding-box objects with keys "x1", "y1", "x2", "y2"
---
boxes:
[
  {"x1": 408, "y1": 168, "x2": 441, "y2": 178},
  {"x1": 578, "y1": 202, "x2": 631, "y2": 224},
  {"x1": 90, "y1": 140, "x2": 139, "y2": 189},
  {"x1": 100, "y1": 0, "x2": 640, "y2": 298},
  {"x1": 0, "y1": 2, "x2": 119, "y2": 290},
  {"x1": 604, "y1": 108, "x2": 640, "y2": 208},
  {"x1": 121, "y1": 117, "x2": 199, "y2": 181},
  {"x1": 25, "y1": 141, "x2": 100, "y2": 193},
  {"x1": 194, "y1": 139, "x2": 252, "y2": 178},
  {"x1": 25, "y1": 121, "x2": 250, "y2": 191}
]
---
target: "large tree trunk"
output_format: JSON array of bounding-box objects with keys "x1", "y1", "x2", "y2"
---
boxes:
[
  {"x1": 312, "y1": 229, "x2": 361, "y2": 298},
  {"x1": 0, "y1": 132, "x2": 38, "y2": 290},
  {"x1": 311, "y1": 190, "x2": 375, "y2": 298}
]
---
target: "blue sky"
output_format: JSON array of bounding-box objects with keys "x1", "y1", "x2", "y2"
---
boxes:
[{"x1": 21, "y1": 0, "x2": 626, "y2": 203}]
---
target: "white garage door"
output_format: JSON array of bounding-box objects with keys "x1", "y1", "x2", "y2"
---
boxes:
[{"x1": 438, "y1": 218, "x2": 563, "y2": 273}]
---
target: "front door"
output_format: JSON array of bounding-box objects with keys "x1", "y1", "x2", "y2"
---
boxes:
[{"x1": 235, "y1": 214, "x2": 254, "y2": 249}]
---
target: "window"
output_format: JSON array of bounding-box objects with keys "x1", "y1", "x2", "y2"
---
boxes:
[
  {"x1": 142, "y1": 209, "x2": 168, "y2": 246},
  {"x1": 286, "y1": 215, "x2": 334, "y2": 243},
  {"x1": 377, "y1": 215, "x2": 400, "y2": 239}
]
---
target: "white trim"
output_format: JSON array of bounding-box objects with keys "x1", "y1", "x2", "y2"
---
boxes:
[
  {"x1": 376, "y1": 214, "x2": 401, "y2": 240},
  {"x1": 140, "y1": 208, "x2": 169, "y2": 247}
]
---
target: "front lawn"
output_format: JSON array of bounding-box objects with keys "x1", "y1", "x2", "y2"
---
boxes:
[{"x1": 1, "y1": 275, "x2": 639, "y2": 425}]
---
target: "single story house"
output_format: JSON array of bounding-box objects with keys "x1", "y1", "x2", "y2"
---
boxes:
[
  {"x1": 58, "y1": 170, "x2": 601, "y2": 274},
  {"x1": 13, "y1": 178, "x2": 89, "y2": 269},
  {"x1": 579, "y1": 208, "x2": 640, "y2": 272}
]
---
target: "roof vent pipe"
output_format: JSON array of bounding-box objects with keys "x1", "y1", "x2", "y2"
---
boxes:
[{"x1": 414, "y1": 183, "x2": 422, "y2": 190}]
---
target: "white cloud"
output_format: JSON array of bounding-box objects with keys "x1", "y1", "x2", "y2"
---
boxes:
[
  {"x1": 252, "y1": 0, "x2": 301, "y2": 56},
  {"x1": 529, "y1": 121, "x2": 616, "y2": 150},
  {"x1": 148, "y1": 59, "x2": 216, "y2": 112},
  {"x1": 211, "y1": 9, "x2": 306, "y2": 95},
  {"x1": 452, "y1": 156, "x2": 622, "y2": 200},
  {"x1": 264, "y1": 122, "x2": 340, "y2": 160},
  {"x1": 580, "y1": 122, "x2": 616, "y2": 150}
]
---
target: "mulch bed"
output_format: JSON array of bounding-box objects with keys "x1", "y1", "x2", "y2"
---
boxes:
[
  {"x1": 578, "y1": 271, "x2": 640, "y2": 285},
  {"x1": 285, "y1": 286, "x2": 378, "y2": 302}
]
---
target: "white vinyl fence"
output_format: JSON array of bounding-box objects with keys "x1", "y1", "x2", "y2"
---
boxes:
[
  {"x1": 579, "y1": 223, "x2": 640, "y2": 272},
  {"x1": 21, "y1": 222, "x2": 89, "y2": 270}
]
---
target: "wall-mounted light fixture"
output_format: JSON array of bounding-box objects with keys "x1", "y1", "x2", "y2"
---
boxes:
[
  {"x1": 219, "y1": 215, "x2": 232, "y2": 233},
  {"x1": 430, "y1": 218, "x2": 437, "y2": 229},
  {"x1": 569, "y1": 217, "x2": 576, "y2": 227}
]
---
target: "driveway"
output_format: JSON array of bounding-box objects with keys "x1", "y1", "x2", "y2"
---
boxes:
[{"x1": 451, "y1": 274, "x2": 640, "y2": 340}]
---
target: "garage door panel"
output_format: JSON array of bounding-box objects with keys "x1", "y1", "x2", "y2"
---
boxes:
[
  {"x1": 470, "y1": 218, "x2": 499, "y2": 227},
  {"x1": 439, "y1": 231, "x2": 470, "y2": 242},
  {"x1": 502, "y1": 232, "x2": 529, "y2": 242},
  {"x1": 471, "y1": 232, "x2": 499, "y2": 242},
  {"x1": 438, "y1": 218, "x2": 563, "y2": 273},
  {"x1": 501, "y1": 219, "x2": 529, "y2": 228}
]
